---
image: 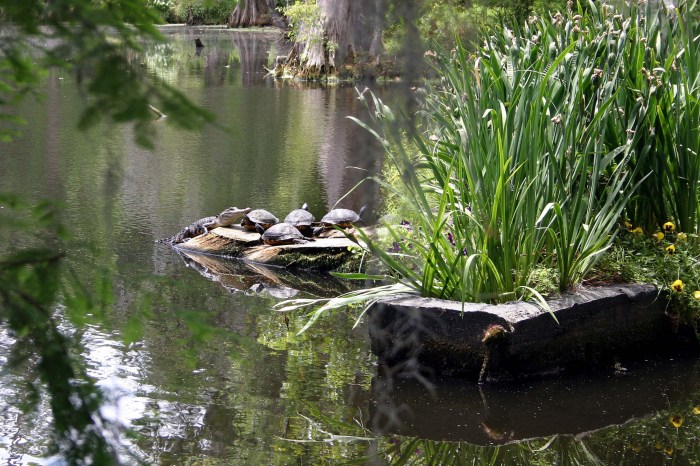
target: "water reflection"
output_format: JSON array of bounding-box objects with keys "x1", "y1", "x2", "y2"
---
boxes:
[
  {"x1": 176, "y1": 250, "x2": 356, "y2": 298},
  {"x1": 0, "y1": 30, "x2": 386, "y2": 248},
  {"x1": 370, "y1": 358, "x2": 700, "y2": 445}
]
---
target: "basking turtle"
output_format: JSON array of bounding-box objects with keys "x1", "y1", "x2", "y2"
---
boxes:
[
  {"x1": 313, "y1": 206, "x2": 366, "y2": 236},
  {"x1": 284, "y1": 203, "x2": 315, "y2": 237},
  {"x1": 260, "y1": 222, "x2": 308, "y2": 245},
  {"x1": 241, "y1": 209, "x2": 279, "y2": 231},
  {"x1": 159, "y1": 206, "x2": 251, "y2": 244}
]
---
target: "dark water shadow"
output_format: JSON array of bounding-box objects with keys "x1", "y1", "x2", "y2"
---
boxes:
[{"x1": 369, "y1": 357, "x2": 700, "y2": 445}]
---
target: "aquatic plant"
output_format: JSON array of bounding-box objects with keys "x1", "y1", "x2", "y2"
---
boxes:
[
  {"x1": 597, "y1": 0, "x2": 700, "y2": 234},
  {"x1": 351, "y1": 31, "x2": 641, "y2": 298}
]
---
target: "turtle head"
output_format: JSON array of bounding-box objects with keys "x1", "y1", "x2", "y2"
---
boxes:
[
  {"x1": 218, "y1": 206, "x2": 252, "y2": 225},
  {"x1": 358, "y1": 204, "x2": 369, "y2": 222}
]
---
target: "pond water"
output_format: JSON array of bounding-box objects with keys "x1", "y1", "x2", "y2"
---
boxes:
[{"x1": 1, "y1": 29, "x2": 699, "y2": 465}]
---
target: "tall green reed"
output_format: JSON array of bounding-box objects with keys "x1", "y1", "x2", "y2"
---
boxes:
[
  {"x1": 597, "y1": 0, "x2": 700, "y2": 233},
  {"x1": 653, "y1": 1, "x2": 700, "y2": 234},
  {"x1": 351, "y1": 1, "x2": 641, "y2": 299}
]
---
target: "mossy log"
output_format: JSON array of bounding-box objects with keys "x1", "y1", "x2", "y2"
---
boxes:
[
  {"x1": 174, "y1": 224, "x2": 363, "y2": 272},
  {"x1": 175, "y1": 225, "x2": 261, "y2": 256}
]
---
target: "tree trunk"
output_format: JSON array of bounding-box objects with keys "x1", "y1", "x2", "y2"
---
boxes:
[
  {"x1": 228, "y1": 0, "x2": 272, "y2": 28},
  {"x1": 286, "y1": 0, "x2": 386, "y2": 79},
  {"x1": 369, "y1": 0, "x2": 386, "y2": 57}
]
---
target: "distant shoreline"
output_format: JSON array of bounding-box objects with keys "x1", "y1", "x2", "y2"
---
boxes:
[{"x1": 157, "y1": 24, "x2": 284, "y2": 35}]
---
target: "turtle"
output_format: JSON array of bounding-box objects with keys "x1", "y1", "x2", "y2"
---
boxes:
[
  {"x1": 241, "y1": 208, "x2": 279, "y2": 231},
  {"x1": 259, "y1": 222, "x2": 308, "y2": 245},
  {"x1": 313, "y1": 206, "x2": 366, "y2": 236},
  {"x1": 283, "y1": 203, "x2": 315, "y2": 237}
]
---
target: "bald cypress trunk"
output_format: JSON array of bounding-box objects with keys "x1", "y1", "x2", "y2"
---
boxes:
[
  {"x1": 285, "y1": 0, "x2": 386, "y2": 79},
  {"x1": 228, "y1": 0, "x2": 272, "y2": 28}
]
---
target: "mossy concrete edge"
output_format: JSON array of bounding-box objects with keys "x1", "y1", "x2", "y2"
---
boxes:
[{"x1": 367, "y1": 284, "x2": 692, "y2": 382}]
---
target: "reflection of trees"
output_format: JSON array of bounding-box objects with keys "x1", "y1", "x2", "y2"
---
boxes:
[
  {"x1": 315, "y1": 87, "x2": 383, "y2": 213},
  {"x1": 230, "y1": 33, "x2": 274, "y2": 87},
  {"x1": 139, "y1": 31, "x2": 287, "y2": 89},
  {"x1": 275, "y1": 84, "x2": 385, "y2": 215},
  {"x1": 124, "y1": 274, "x2": 289, "y2": 462},
  {"x1": 3, "y1": 30, "x2": 389, "y2": 463},
  {"x1": 123, "y1": 32, "x2": 386, "y2": 226},
  {"x1": 45, "y1": 72, "x2": 64, "y2": 200}
]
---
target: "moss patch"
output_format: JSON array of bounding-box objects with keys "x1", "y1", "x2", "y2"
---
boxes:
[{"x1": 262, "y1": 249, "x2": 359, "y2": 272}]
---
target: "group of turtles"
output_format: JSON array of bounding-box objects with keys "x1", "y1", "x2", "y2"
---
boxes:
[
  {"x1": 244, "y1": 204, "x2": 366, "y2": 245},
  {"x1": 161, "y1": 204, "x2": 365, "y2": 246}
]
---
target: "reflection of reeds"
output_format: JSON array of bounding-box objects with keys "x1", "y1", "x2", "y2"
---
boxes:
[{"x1": 379, "y1": 435, "x2": 606, "y2": 465}]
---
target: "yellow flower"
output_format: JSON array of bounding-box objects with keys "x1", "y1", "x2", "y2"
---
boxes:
[
  {"x1": 677, "y1": 232, "x2": 687, "y2": 242},
  {"x1": 653, "y1": 232, "x2": 664, "y2": 241},
  {"x1": 666, "y1": 244, "x2": 676, "y2": 254},
  {"x1": 665, "y1": 446, "x2": 674, "y2": 455},
  {"x1": 693, "y1": 405, "x2": 700, "y2": 415},
  {"x1": 671, "y1": 280, "x2": 684, "y2": 293},
  {"x1": 631, "y1": 226, "x2": 644, "y2": 234},
  {"x1": 694, "y1": 291, "x2": 700, "y2": 300},
  {"x1": 624, "y1": 220, "x2": 633, "y2": 230},
  {"x1": 670, "y1": 415, "x2": 683, "y2": 428},
  {"x1": 663, "y1": 221, "x2": 675, "y2": 232}
]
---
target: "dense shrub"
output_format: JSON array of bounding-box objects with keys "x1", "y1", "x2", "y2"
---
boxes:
[{"x1": 169, "y1": 0, "x2": 236, "y2": 24}]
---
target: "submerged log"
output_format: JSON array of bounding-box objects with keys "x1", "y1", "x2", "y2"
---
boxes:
[{"x1": 148, "y1": 104, "x2": 166, "y2": 119}]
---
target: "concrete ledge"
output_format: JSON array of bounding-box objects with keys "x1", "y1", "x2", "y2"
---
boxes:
[{"x1": 367, "y1": 284, "x2": 684, "y2": 382}]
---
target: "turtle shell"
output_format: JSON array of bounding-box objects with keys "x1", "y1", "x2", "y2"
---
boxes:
[
  {"x1": 284, "y1": 204, "x2": 315, "y2": 236},
  {"x1": 319, "y1": 208, "x2": 360, "y2": 228},
  {"x1": 241, "y1": 209, "x2": 279, "y2": 231},
  {"x1": 261, "y1": 222, "x2": 305, "y2": 245}
]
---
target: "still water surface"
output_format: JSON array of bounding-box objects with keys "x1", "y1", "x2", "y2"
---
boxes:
[{"x1": 0, "y1": 29, "x2": 698, "y2": 465}]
